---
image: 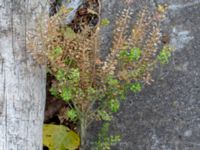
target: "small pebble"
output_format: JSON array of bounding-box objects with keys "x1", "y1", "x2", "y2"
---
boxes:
[{"x1": 184, "y1": 130, "x2": 192, "y2": 137}]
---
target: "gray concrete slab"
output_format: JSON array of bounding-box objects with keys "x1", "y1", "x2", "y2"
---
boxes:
[{"x1": 88, "y1": 0, "x2": 200, "y2": 149}]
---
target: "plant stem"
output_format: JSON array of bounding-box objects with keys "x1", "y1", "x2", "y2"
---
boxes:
[{"x1": 80, "y1": 116, "x2": 87, "y2": 150}]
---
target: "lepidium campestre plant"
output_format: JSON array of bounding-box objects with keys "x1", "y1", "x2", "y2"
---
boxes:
[{"x1": 28, "y1": 3, "x2": 172, "y2": 150}]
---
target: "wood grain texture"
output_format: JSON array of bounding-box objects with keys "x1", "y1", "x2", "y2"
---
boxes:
[{"x1": 0, "y1": 0, "x2": 47, "y2": 149}]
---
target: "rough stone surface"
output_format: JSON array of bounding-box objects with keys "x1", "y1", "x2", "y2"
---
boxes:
[{"x1": 88, "y1": 0, "x2": 200, "y2": 149}]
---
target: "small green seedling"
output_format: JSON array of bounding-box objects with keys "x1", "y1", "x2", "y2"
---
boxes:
[
  {"x1": 119, "y1": 47, "x2": 142, "y2": 62},
  {"x1": 130, "y1": 82, "x2": 142, "y2": 93},
  {"x1": 109, "y1": 99, "x2": 120, "y2": 113},
  {"x1": 61, "y1": 87, "x2": 72, "y2": 102},
  {"x1": 157, "y1": 45, "x2": 172, "y2": 64},
  {"x1": 67, "y1": 109, "x2": 78, "y2": 121},
  {"x1": 101, "y1": 18, "x2": 110, "y2": 26}
]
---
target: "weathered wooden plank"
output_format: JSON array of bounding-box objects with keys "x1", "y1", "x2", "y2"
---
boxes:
[{"x1": 0, "y1": 0, "x2": 48, "y2": 149}]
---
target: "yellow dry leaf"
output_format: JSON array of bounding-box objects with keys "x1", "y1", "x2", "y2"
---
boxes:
[{"x1": 43, "y1": 124, "x2": 80, "y2": 150}]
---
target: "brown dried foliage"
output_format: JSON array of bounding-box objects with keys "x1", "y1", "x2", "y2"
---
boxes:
[
  {"x1": 27, "y1": 4, "x2": 167, "y2": 131},
  {"x1": 102, "y1": 7, "x2": 164, "y2": 85}
]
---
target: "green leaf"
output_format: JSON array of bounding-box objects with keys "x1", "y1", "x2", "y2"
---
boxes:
[
  {"x1": 130, "y1": 82, "x2": 142, "y2": 93},
  {"x1": 49, "y1": 86, "x2": 58, "y2": 97},
  {"x1": 95, "y1": 123, "x2": 121, "y2": 150},
  {"x1": 55, "y1": 69, "x2": 65, "y2": 81},
  {"x1": 68, "y1": 68, "x2": 80, "y2": 83},
  {"x1": 109, "y1": 99, "x2": 120, "y2": 113},
  {"x1": 61, "y1": 87, "x2": 72, "y2": 101},
  {"x1": 67, "y1": 109, "x2": 78, "y2": 121},
  {"x1": 43, "y1": 124, "x2": 80, "y2": 150},
  {"x1": 119, "y1": 50, "x2": 129, "y2": 59},
  {"x1": 53, "y1": 46, "x2": 63, "y2": 57},
  {"x1": 157, "y1": 45, "x2": 172, "y2": 64},
  {"x1": 98, "y1": 110, "x2": 112, "y2": 121},
  {"x1": 129, "y1": 47, "x2": 142, "y2": 61},
  {"x1": 87, "y1": 87, "x2": 96, "y2": 95},
  {"x1": 101, "y1": 18, "x2": 110, "y2": 26},
  {"x1": 107, "y1": 75, "x2": 119, "y2": 86},
  {"x1": 110, "y1": 135, "x2": 121, "y2": 145},
  {"x1": 87, "y1": 87, "x2": 97, "y2": 100},
  {"x1": 119, "y1": 47, "x2": 141, "y2": 62},
  {"x1": 64, "y1": 27, "x2": 76, "y2": 39}
]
